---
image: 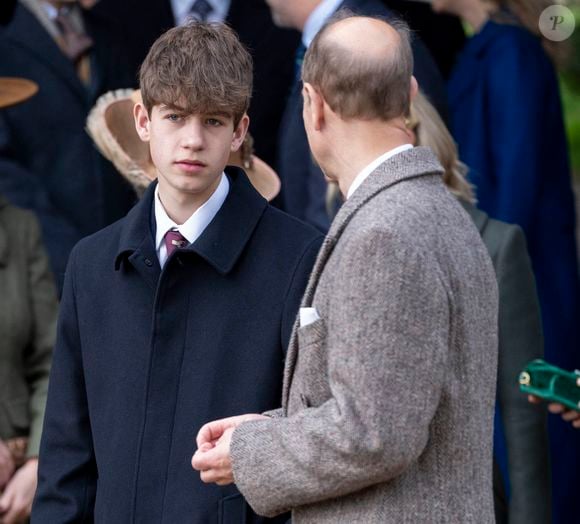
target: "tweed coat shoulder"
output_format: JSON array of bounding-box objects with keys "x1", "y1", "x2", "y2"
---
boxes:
[{"x1": 231, "y1": 147, "x2": 499, "y2": 523}]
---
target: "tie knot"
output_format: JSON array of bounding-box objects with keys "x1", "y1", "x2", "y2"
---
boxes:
[
  {"x1": 164, "y1": 230, "x2": 188, "y2": 258},
  {"x1": 189, "y1": 0, "x2": 213, "y2": 21},
  {"x1": 55, "y1": 5, "x2": 93, "y2": 62}
]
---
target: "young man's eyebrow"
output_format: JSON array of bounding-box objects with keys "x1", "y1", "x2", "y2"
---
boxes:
[{"x1": 159, "y1": 103, "x2": 187, "y2": 112}]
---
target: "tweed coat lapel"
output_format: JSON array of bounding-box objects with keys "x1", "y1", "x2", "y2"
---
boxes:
[{"x1": 281, "y1": 146, "x2": 444, "y2": 408}]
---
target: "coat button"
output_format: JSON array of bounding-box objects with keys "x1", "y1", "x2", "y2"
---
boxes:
[{"x1": 144, "y1": 258, "x2": 153, "y2": 267}]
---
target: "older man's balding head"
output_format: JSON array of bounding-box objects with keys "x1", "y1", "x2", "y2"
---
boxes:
[{"x1": 302, "y1": 13, "x2": 415, "y2": 121}]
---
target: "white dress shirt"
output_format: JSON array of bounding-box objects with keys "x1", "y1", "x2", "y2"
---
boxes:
[
  {"x1": 302, "y1": 0, "x2": 344, "y2": 47},
  {"x1": 171, "y1": 0, "x2": 231, "y2": 26},
  {"x1": 155, "y1": 173, "x2": 229, "y2": 268},
  {"x1": 347, "y1": 144, "x2": 413, "y2": 199}
]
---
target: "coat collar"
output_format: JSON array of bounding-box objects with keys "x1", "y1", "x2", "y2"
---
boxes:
[
  {"x1": 329, "y1": 146, "x2": 443, "y2": 240},
  {"x1": 3, "y1": 4, "x2": 89, "y2": 105},
  {"x1": 282, "y1": 146, "x2": 443, "y2": 408},
  {"x1": 115, "y1": 166, "x2": 268, "y2": 276}
]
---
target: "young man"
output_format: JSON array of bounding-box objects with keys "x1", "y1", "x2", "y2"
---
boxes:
[{"x1": 32, "y1": 23, "x2": 322, "y2": 523}]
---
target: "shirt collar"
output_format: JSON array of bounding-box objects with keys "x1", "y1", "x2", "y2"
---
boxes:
[
  {"x1": 170, "y1": 0, "x2": 231, "y2": 25},
  {"x1": 347, "y1": 144, "x2": 413, "y2": 199},
  {"x1": 302, "y1": 0, "x2": 344, "y2": 48},
  {"x1": 154, "y1": 172, "x2": 230, "y2": 251}
]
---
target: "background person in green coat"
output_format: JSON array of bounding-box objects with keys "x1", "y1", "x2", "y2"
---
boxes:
[{"x1": 0, "y1": 78, "x2": 58, "y2": 524}]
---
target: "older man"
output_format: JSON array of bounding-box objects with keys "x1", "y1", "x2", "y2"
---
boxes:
[{"x1": 192, "y1": 13, "x2": 499, "y2": 523}]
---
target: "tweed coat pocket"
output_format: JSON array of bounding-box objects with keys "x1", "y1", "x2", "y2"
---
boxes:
[
  {"x1": 292, "y1": 318, "x2": 330, "y2": 410},
  {"x1": 296, "y1": 316, "x2": 326, "y2": 349}
]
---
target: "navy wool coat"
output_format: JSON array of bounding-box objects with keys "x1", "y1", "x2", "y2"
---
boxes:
[{"x1": 32, "y1": 169, "x2": 323, "y2": 524}]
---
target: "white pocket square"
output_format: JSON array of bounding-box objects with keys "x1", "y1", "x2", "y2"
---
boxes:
[{"x1": 299, "y1": 307, "x2": 320, "y2": 327}]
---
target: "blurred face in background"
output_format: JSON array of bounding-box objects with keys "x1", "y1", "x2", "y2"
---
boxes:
[
  {"x1": 265, "y1": 0, "x2": 319, "y2": 30},
  {"x1": 431, "y1": 0, "x2": 485, "y2": 16}
]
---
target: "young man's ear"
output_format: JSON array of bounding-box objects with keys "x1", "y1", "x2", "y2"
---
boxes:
[
  {"x1": 302, "y1": 82, "x2": 324, "y2": 131},
  {"x1": 134, "y1": 102, "x2": 151, "y2": 142},
  {"x1": 231, "y1": 113, "x2": 250, "y2": 152}
]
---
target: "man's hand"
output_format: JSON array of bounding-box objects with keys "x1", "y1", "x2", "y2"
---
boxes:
[
  {"x1": 192, "y1": 414, "x2": 268, "y2": 485},
  {"x1": 0, "y1": 458, "x2": 38, "y2": 524},
  {"x1": 0, "y1": 441, "x2": 15, "y2": 490},
  {"x1": 195, "y1": 414, "x2": 268, "y2": 449},
  {"x1": 528, "y1": 395, "x2": 580, "y2": 428},
  {"x1": 192, "y1": 427, "x2": 236, "y2": 485}
]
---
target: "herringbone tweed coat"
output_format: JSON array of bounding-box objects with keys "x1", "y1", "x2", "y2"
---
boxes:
[{"x1": 230, "y1": 147, "x2": 499, "y2": 523}]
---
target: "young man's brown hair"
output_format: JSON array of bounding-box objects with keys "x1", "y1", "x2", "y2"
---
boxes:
[
  {"x1": 302, "y1": 11, "x2": 414, "y2": 121},
  {"x1": 139, "y1": 22, "x2": 253, "y2": 127}
]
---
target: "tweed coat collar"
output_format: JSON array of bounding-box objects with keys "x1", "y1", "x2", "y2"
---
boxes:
[
  {"x1": 281, "y1": 146, "x2": 444, "y2": 408},
  {"x1": 114, "y1": 166, "x2": 268, "y2": 284}
]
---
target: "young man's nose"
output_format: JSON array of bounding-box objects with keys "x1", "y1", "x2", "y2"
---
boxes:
[{"x1": 181, "y1": 120, "x2": 205, "y2": 149}]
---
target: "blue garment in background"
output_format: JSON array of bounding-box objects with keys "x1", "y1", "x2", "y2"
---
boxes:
[{"x1": 448, "y1": 20, "x2": 580, "y2": 524}]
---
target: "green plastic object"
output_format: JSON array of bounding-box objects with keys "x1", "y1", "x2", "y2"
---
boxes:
[{"x1": 519, "y1": 359, "x2": 580, "y2": 411}]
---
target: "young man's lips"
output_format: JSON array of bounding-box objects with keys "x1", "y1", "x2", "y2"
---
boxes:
[{"x1": 175, "y1": 160, "x2": 207, "y2": 172}]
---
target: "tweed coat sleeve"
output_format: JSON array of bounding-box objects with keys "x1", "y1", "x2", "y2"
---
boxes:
[
  {"x1": 23, "y1": 213, "x2": 58, "y2": 457},
  {"x1": 32, "y1": 246, "x2": 97, "y2": 522},
  {"x1": 490, "y1": 223, "x2": 551, "y2": 524},
  {"x1": 230, "y1": 225, "x2": 450, "y2": 517}
]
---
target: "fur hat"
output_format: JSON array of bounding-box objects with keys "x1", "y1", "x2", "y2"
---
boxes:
[{"x1": 86, "y1": 89, "x2": 281, "y2": 200}]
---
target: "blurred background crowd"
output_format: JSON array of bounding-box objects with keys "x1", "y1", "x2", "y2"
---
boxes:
[{"x1": 0, "y1": 0, "x2": 578, "y2": 523}]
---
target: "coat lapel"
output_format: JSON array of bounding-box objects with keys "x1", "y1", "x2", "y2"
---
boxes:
[{"x1": 281, "y1": 146, "x2": 444, "y2": 408}]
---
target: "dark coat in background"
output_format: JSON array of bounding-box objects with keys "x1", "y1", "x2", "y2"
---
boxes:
[
  {"x1": 448, "y1": 22, "x2": 580, "y2": 523},
  {"x1": 382, "y1": 0, "x2": 465, "y2": 79},
  {"x1": 0, "y1": 195, "x2": 57, "y2": 458},
  {"x1": 464, "y1": 203, "x2": 551, "y2": 524},
  {"x1": 0, "y1": 3, "x2": 137, "y2": 291},
  {"x1": 0, "y1": 0, "x2": 16, "y2": 25},
  {"x1": 32, "y1": 169, "x2": 323, "y2": 523},
  {"x1": 278, "y1": 0, "x2": 449, "y2": 232},
  {"x1": 90, "y1": 0, "x2": 301, "y2": 168}
]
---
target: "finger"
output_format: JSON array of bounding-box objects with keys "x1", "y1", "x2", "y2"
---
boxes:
[
  {"x1": 199, "y1": 442, "x2": 214, "y2": 452},
  {"x1": 573, "y1": 418, "x2": 580, "y2": 429},
  {"x1": 562, "y1": 410, "x2": 580, "y2": 422},
  {"x1": 191, "y1": 449, "x2": 213, "y2": 471},
  {"x1": 196, "y1": 420, "x2": 230, "y2": 448},
  {"x1": 528, "y1": 395, "x2": 541, "y2": 404},
  {"x1": 215, "y1": 477, "x2": 234, "y2": 486},
  {"x1": 548, "y1": 403, "x2": 565, "y2": 414},
  {"x1": 200, "y1": 468, "x2": 227, "y2": 485}
]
